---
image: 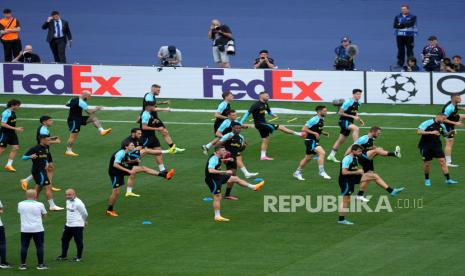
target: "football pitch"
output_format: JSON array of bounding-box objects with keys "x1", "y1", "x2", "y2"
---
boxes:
[{"x1": 1, "y1": 94, "x2": 465, "y2": 275}]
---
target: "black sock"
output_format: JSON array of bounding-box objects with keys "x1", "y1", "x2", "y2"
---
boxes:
[
  {"x1": 387, "y1": 152, "x2": 396, "y2": 157},
  {"x1": 338, "y1": 216, "x2": 345, "y2": 221},
  {"x1": 169, "y1": 143, "x2": 174, "y2": 148},
  {"x1": 357, "y1": 191, "x2": 365, "y2": 196},
  {"x1": 107, "y1": 205, "x2": 113, "y2": 211},
  {"x1": 425, "y1": 173, "x2": 430, "y2": 180},
  {"x1": 386, "y1": 187, "x2": 393, "y2": 193},
  {"x1": 158, "y1": 171, "x2": 167, "y2": 178},
  {"x1": 225, "y1": 187, "x2": 232, "y2": 197},
  {"x1": 445, "y1": 173, "x2": 450, "y2": 180}
]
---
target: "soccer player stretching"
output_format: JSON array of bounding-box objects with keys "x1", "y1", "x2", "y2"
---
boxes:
[
  {"x1": 0, "y1": 99, "x2": 23, "y2": 172},
  {"x1": 240, "y1": 91, "x2": 304, "y2": 160},
  {"x1": 338, "y1": 144, "x2": 364, "y2": 225},
  {"x1": 220, "y1": 122, "x2": 258, "y2": 184},
  {"x1": 142, "y1": 84, "x2": 185, "y2": 153},
  {"x1": 106, "y1": 141, "x2": 174, "y2": 217},
  {"x1": 327, "y1": 89, "x2": 364, "y2": 163},
  {"x1": 417, "y1": 113, "x2": 458, "y2": 186},
  {"x1": 442, "y1": 95, "x2": 465, "y2": 167},
  {"x1": 65, "y1": 91, "x2": 112, "y2": 156},
  {"x1": 22, "y1": 136, "x2": 63, "y2": 211},
  {"x1": 202, "y1": 92, "x2": 234, "y2": 154},
  {"x1": 205, "y1": 145, "x2": 265, "y2": 222},
  {"x1": 21, "y1": 116, "x2": 62, "y2": 192},
  {"x1": 120, "y1": 128, "x2": 171, "y2": 197},
  {"x1": 293, "y1": 105, "x2": 331, "y2": 181}
]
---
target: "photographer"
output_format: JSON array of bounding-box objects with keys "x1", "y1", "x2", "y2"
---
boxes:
[
  {"x1": 208, "y1": 19, "x2": 232, "y2": 68},
  {"x1": 422, "y1": 36, "x2": 445, "y2": 72},
  {"x1": 393, "y1": 5, "x2": 417, "y2": 67},
  {"x1": 12, "y1": 44, "x2": 41, "y2": 63},
  {"x1": 402, "y1": 56, "x2": 420, "y2": 72},
  {"x1": 441, "y1": 58, "x2": 455, "y2": 72},
  {"x1": 334, "y1": 37, "x2": 355, "y2": 71},
  {"x1": 254, "y1": 50, "x2": 276, "y2": 69},
  {"x1": 452, "y1": 55, "x2": 465, "y2": 72},
  {"x1": 157, "y1": 45, "x2": 182, "y2": 67}
]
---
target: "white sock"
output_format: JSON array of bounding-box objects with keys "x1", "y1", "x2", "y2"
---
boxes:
[
  {"x1": 293, "y1": 131, "x2": 301, "y2": 136},
  {"x1": 159, "y1": 164, "x2": 166, "y2": 171},
  {"x1": 98, "y1": 127, "x2": 104, "y2": 132},
  {"x1": 330, "y1": 149, "x2": 337, "y2": 156},
  {"x1": 261, "y1": 150, "x2": 267, "y2": 158},
  {"x1": 318, "y1": 165, "x2": 325, "y2": 174},
  {"x1": 6, "y1": 159, "x2": 13, "y2": 166},
  {"x1": 25, "y1": 175, "x2": 33, "y2": 182},
  {"x1": 240, "y1": 167, "x2": 250, "y2": 175},
  {"x1": 66, "y1": 147, "x2": 72, "y2": 152},
  {"x1": 206, "y1": 143, "x2": 213, "y2": 149},
  {"x1": 127, "y1": 187, "x2": 133, "y2": 193},
  {"x1": 295, "y1": 168, "x2": 302, "y2": 174},
  {"x1": 214, "y1": 210, "x2": 221, "y2": 217},
  {"x1": 48, "y1": 199, "x2": 56, "y2": 208},
  {"x1": 247, "y1": 184, "x2": 255, "y2": 190},
  {"x1": 445, "y1": 155, "x2": 452, "y2": 163}
]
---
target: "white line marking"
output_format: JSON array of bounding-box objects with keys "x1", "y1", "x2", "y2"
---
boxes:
[
  {"x1": 3, "y1": 103, "x2": 437, "y2": 118},
  {"x1": 17, "y1": 117, "x2": 461, "y2": 132}
]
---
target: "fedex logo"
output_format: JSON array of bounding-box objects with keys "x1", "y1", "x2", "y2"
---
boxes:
[
  {"x1": 203, "y1": 69, "x2": 322, "y2": 101},
  {"x1": 3, "y1": 64, "x2": 121, "y2": 96}
]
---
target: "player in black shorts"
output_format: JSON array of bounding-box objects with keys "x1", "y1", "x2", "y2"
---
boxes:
[
  {"x1": 22, "y1": 135, "x2": 64, "y2": 211},
  {"x1": 0, "y1": 99, "x2": 24, "y2": 172},
  {"x1": 417, "y1": 113, "x2": 458, "y2": 187},
  {"x1": 345, "y1": 126, "x2": 401, "y2": 173},
  {"x1": 202, "y1": 109, "x2": 252, "y2": 155},
  {"x1": 442, "y1": 95, "x2": 465, "y2": 167},
  {"x1": 293, "y1": 105, "x2": 331, "y2": 181},
  {"x1": 141, "y1": 84, "x2": 185, "y2": 153},
  {"x1": 121, "y1": 128, "x2": 171, "y2": 197},
  {"x1": 65, "y1": 91, "x2": 112, "y2": 156},
  {"x1": 213, "y1": 91, "x2": 234, "y2": 133},
  {"x1": 140, "y1": 102, "x2": 175, "y2": 174},
  {"x1": 338, "y1": 144, "x2": 364, "y2": 225},
  {"x1": 205, "y1": 145, "x2": 265, "y2": 222},
  {"x1": 20, "y1": 116, "x2": 62, "y2": 192},
  {"x1": 328, "y1": 89, "x2": 365, "y2": 163},
  {"x1": 106, "y1": 141, "x2": 174, "y2": 217},
  {"x1": 219, "y1": 122, "x2": 258, "y2": 200},
  {"x1": 240, "y1": 91, "x2": 304, "y2": 160}
]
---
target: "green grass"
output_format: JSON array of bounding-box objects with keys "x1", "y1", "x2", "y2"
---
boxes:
[{"x1": 0, "y1": 95, "x2": 464, "y2": 275}]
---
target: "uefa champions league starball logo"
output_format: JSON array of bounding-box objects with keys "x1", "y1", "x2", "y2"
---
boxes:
[{"x1": 380, "y1": 74, "x2": 418, "y2": 103}]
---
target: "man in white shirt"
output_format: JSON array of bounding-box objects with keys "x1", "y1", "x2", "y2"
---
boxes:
[
  {"x1": 0, "y1": 200, "x2": 11, "y2": 269},
  {"x1": 18, "y1": 189, "x2": 47, "y2": 270},
  {"x1": 56, "y1": 189, "x2": 87, "y2": 262}
]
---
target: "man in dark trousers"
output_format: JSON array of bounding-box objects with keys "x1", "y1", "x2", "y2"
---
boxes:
[
  {"x1": 41, "y1": 11, "x2": 72, "y2": 63},
  {"x1": 393, "y1": 5, "x2": 417, "y2": 67},
  {"x1": 0, "y1": 9, "x2": 22, "y2": 62},
  {"x1": 56, "y1": 189, "x2": 87, "y2": 262}
]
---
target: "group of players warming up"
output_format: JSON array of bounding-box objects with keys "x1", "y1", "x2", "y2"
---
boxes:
[{"x1": 1, "y1": 85, "x2": 463, "y2": 224}]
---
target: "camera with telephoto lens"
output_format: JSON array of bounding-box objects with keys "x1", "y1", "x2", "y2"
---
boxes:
[
  {"x1": 161, "y1": 58, "x2": 170, "y2": 66},
  {"x1": 423, "y1": 53, "x2": 431, "y2": 66}
]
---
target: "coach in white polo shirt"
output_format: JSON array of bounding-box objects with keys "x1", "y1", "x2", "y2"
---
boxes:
[
  {"x1": 18, "y1": 189, "x2": 48, "y2": 270},
  {"x1": 56, "y1": 189, "x2": 87, "y2": 262},
  {"x1": 0, "y1": 200, "x2": 11, "y2": 269}
]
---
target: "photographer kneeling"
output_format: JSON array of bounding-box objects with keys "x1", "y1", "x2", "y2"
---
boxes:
[
  {"x1": 157, "y1": 45, "x2": 182, "y2": 67},
  {"x1": 334, "y1": 37, "x2": 356, "y2": 71},
  {"x1": 254, "y1": 50, "x2": 276, "y2": 69}
]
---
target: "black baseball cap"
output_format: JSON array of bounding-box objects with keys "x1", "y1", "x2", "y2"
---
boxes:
[{"x1": 168, "y1": 45, "x2": 176, "y2": 54}]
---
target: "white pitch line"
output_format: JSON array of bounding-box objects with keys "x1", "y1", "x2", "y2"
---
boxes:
[
  {"x1": 2, "y1": 103, "x2": 437, "y2": 118},
  {"x1": 18, "y1": 117, "x2": 462, "y2": 132}
]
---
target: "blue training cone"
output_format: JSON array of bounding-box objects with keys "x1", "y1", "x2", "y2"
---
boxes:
[
  {"x1": 142, "y1": 221, "x2": 152, "y2": 225},
  {"x1": 255, "y1": 178, "x2": 264, "y2": 183},
  {"x1": 203, "y1": 197, "x2": 213, "y2": 202}
]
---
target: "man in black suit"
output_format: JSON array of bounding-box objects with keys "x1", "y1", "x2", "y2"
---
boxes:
[{"x1": 41, "y1": 11, "x2": 72, "y2": 63}]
